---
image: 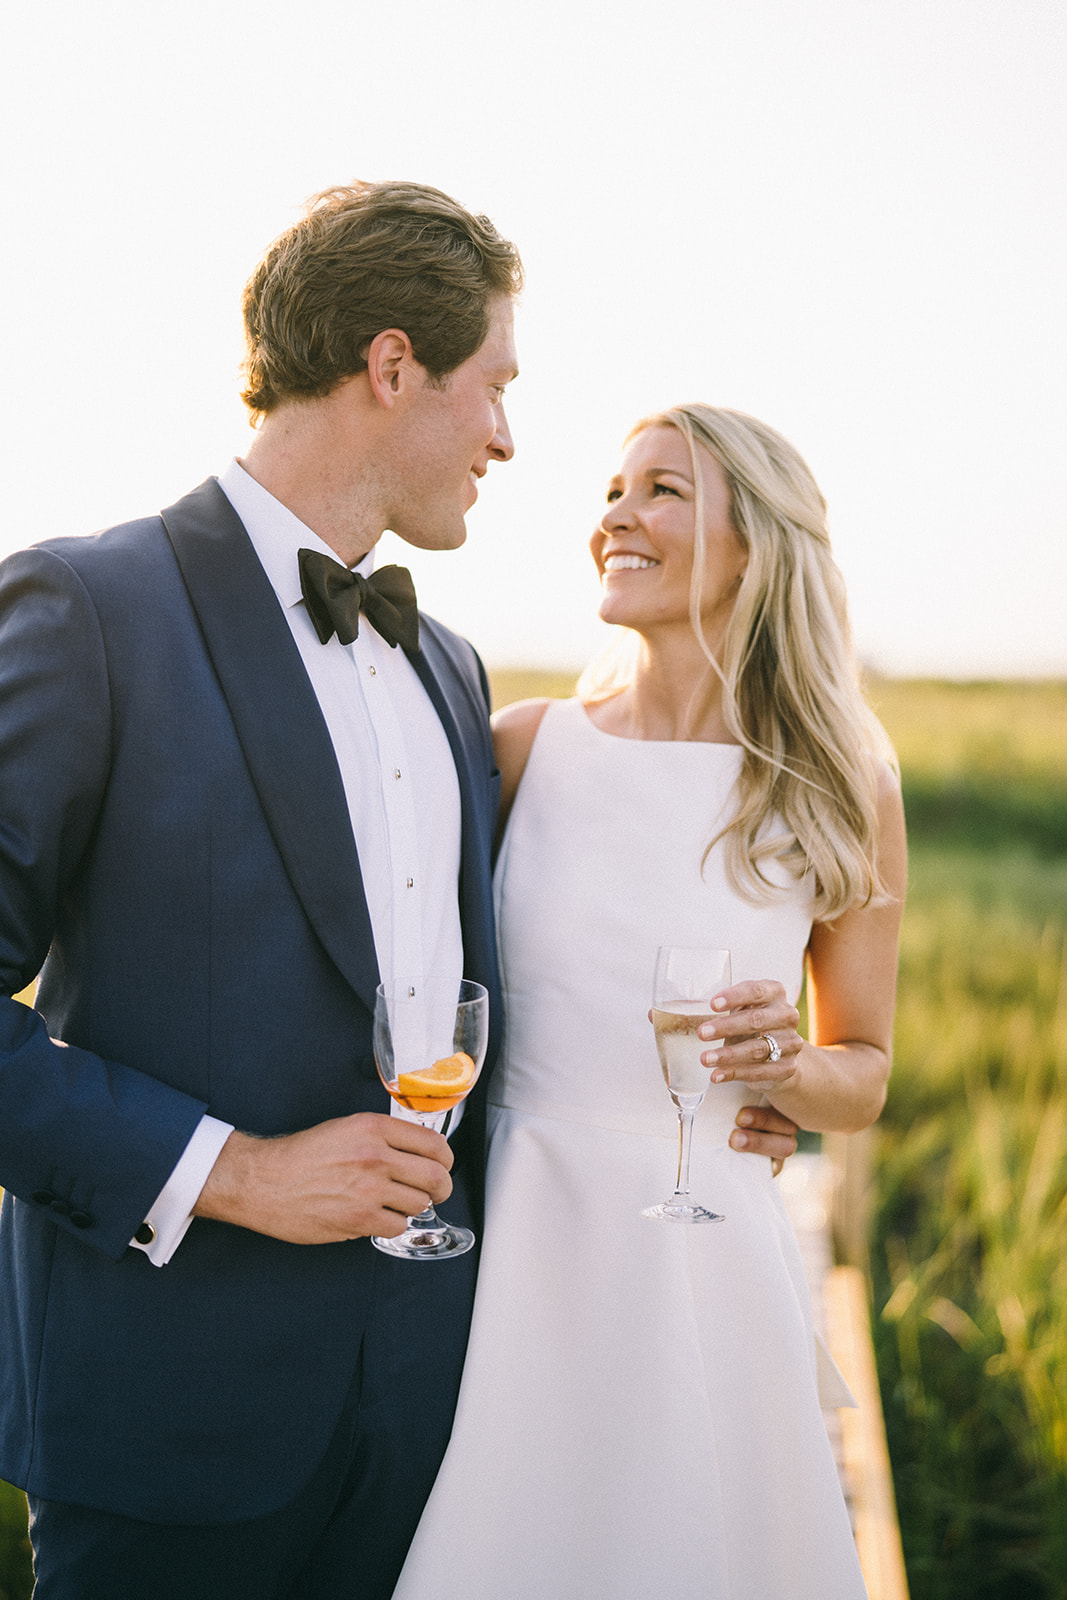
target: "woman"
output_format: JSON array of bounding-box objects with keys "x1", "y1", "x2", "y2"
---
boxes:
[{"x1": 393, "y1": 405, "x2": 906, "y2": 1598}]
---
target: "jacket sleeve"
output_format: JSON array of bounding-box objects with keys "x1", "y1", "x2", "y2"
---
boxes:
[{"x1": 0, "y1": 546, "x2": 209, "y2": 1260}]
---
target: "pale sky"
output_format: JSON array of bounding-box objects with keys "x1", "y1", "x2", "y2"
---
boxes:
[{"x1": 2, "y1": 0, "x2": 1064, "y2": 676}]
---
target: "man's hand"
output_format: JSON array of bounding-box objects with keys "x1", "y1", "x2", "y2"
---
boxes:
[
  {"x1": 729, "y1": 1104, "x2": 799, "y2": 1178},
  {"x1": 193, "y1": 1113, "x2": 454, "y2": 1243}
]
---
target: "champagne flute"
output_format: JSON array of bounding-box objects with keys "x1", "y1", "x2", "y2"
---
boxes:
[
  {"x1": 371, "y1": 977, "x2": 488, "y2": 1260},
  {"x1": 642, "y1": 945, "x2": 731, "y2": 1224}
]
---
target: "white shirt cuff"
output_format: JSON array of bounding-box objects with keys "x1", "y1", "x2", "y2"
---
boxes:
[{"x1": 129, "y1": 1115, "x2": 235, "y2": 1266}]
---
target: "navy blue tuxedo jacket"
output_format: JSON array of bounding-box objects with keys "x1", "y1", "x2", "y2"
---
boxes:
[{"x1": 0, "y1": 479, "x2": 502, "y2": 1522}]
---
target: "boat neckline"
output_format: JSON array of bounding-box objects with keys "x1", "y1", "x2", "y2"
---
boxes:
[{"x1": 576, "y1": 699, "x2": 745, "y2": 750}]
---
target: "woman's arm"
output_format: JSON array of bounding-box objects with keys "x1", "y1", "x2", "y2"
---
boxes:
[
  {"x1": 700, "y1": 763, "x2": 907, "y2": 1134},
  {"x1": 490, "y1": 697, "x2": 552, "y2": 843}
]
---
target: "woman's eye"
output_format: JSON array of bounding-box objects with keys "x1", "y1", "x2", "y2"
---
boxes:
[
  {"x1": 605, "y1": 488, "x2": 622, "y2": 503},
  {"x1": 652, "y1": 482, "x2": 678, "y2": 496}
]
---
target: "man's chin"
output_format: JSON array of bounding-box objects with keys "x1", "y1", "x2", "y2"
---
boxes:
[{"x1": 394, "y1": 520, "x2": 468, "y2": 553}]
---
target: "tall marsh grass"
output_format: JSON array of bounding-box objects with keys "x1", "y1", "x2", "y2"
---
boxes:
[
  {"x1": 870, "y1": 677, "x2": 1067, "y2": 855},
  {"x1": 867, "y1": 679, "x2": 1067, "y2": 1598},
  {"x1": 875, "y1": 847, "x2": 1067, "y2": 1596},
  {"x1": 0, "y1": 1482, "x2": 29, "y2": 1600}
]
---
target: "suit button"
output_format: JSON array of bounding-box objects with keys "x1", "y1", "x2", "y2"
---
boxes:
[
  {"x1": 49, "y1": 1198, "x2": 72, "y2": 1217},
  {"x1": 32, "y1": 1190, "x2": 56, "y2": 1207},
  {"x1": 69, "y1": 1211, "x2": 93, "y2": 1229}
]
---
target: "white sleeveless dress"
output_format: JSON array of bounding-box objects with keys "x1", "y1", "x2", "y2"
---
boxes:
[{"x1": 393, "y1": 699, "x2": 867, "y2": 1599}]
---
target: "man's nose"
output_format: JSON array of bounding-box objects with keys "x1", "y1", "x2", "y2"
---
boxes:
[{"x1": 490, "y1": 407, "x2": 515, "y2": 463}]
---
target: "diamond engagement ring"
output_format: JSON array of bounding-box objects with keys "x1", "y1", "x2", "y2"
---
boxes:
[{"x1": 760, "y1": 1034, "x2": 782, "y2": 1064}]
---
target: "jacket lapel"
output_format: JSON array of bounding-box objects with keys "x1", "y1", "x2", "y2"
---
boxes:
[
  {"x1": 408, "y1": 621, "x2": 503, "y2": 1125},
  {"x1": 408, "y1": 622, "x2": 500, "y2": 1003},
  {"x1": 161, "y1": 479, "x2": 381, "y2": 1016}
]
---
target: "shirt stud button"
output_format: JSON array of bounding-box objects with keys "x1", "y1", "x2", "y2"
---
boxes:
[
  {"x1": 369, "y1": 666, "x2": 376, "y2": 676},
  {"x1": 406, "y1": 877, "x2": 414, "y2": 888},
  {"x1": 394, "y1": 769, "x2": 401, "y2": 780}
]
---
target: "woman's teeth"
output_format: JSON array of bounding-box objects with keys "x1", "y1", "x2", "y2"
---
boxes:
[{"x1": 603, "y1": 555, "x2": 658, "y2": 571}]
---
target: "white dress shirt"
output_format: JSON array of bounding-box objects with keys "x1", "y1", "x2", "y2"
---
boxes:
[{"x1": 132, "y1": 460, "x2": 464, "y2": 1263}]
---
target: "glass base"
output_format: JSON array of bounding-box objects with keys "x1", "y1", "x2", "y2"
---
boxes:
[
  {"x1": 641, "y1": 1201, "x2": 724, "y2": 1224},
  {"x1": 371, "y1": 1222, "x2": 475, "y2": 1259}
]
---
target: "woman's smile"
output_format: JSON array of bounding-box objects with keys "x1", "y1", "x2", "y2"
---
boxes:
[{"x1": 601, "y1": 553, "x2": 659, "y2": 572}]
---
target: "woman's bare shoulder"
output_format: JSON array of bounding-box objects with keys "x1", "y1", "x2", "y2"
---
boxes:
[
  {"x1": 491, "y1": 698, "x2": 556, "y2": 823},
  {"x1": 492, "y1": 697, "x2": 554, "y2": 777},
  {"x1": 491, "y1": 696, "x2": 554, "y2": 746}
]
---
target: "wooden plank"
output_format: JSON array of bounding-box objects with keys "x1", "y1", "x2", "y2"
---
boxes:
[{"x1": 826, "y1": 1264, "x2": 910, "y2": 1600}]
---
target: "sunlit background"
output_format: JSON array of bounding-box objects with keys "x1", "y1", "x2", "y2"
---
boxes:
[{"x1": 2, "y1": 0, "x2": 1064, "y2": 677}]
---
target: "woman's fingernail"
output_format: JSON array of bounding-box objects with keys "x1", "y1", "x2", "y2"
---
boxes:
[
  {"x1": 711, "y1": 1070, "x2": 727, "y2": 1083},
  {"x1": 711, "y1": 996, "x2": 728, "y2": 1011},
  {"x1": 731, "y1": 1132, "x2": 748, "y2": 1149},
  {"x1": 736, "y1": 1109, "x2": 754, "y2": 1127}
]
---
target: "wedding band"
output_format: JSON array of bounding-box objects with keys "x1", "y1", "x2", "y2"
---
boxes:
[{"x1": 760, "y1": 1034, "x2": 782, "y2": 1064}]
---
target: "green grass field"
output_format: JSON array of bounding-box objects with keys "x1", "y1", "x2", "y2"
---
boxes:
[
  {"x1": 873, "y1": 843, "x2": 1067, "y2": 1599},
  {"x1": 3, "y1": 675, "x2": 1064, "y2": 1597},
  {"x1": 0, "y1": 1481, "x2": 29, "y2": 1600},
  {"x1": 865, "y1": 682, "x2": 1067, "y2": 1598}
]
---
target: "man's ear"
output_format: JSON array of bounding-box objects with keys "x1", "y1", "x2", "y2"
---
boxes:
[{"x1": 365, "y1": 328, "x2": 419, "y2": 410}]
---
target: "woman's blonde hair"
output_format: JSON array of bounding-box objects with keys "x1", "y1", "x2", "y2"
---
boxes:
[{"x1": 578, "y1": 403, "x2": 896, "y2": 920}]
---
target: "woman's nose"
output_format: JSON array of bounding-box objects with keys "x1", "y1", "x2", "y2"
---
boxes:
[{"x1": 601, "y1": 494, "x2": 633, "y2": 532}]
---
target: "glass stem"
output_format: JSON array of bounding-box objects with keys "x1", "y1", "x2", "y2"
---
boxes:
[
  {"x1": 410, "y1": 1110, "x2": 447, "y2": 1226},
  {"x1": 673, "y1": 1106, "x2": 696, "y2": 1201}
]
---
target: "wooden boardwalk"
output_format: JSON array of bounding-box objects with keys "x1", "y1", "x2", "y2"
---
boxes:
[{"x1": 781, "y1": 1152, "x2": 910, "y2": 1600}]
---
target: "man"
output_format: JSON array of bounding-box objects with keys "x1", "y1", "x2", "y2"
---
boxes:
[
  {"x1": 0, "y1": 180, "x2": 520, "y2": 1599},
  {"x1": 0, "y1": 180, "x2": 796, "y2": 1597}
]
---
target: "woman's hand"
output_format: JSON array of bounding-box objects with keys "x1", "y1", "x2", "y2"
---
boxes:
[{"x1": 698, "y1": 979, "x2": 802, "y2": 1094}]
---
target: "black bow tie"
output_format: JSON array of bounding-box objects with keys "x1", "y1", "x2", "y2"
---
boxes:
[{"x1": 298, "y1": 548, "x2": 420, "y2": 654}]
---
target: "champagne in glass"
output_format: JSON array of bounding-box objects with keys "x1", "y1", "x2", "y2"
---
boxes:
[
  {"x1": 651, "y1": 1003, "x2": 721, "y2": 1099},
  {"x1": 643, "y1": 946, "x2": 731, "y2": 1224},
  {"x1": 371, "y1": 978, "x2": 488, "y2": 1260}
]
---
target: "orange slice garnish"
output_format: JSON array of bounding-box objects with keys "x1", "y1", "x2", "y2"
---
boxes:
[{"x1": 397, "y1": 1051, "x2": 477, "y2": 1100}]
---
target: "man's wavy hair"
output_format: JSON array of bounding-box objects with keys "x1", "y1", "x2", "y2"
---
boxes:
[
  {"x1": 240, "y1": 181, "x2": 523, "y2": 421},
  {"x1": 579, "y1": 404, "x2": 898, "y2": 920}
]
